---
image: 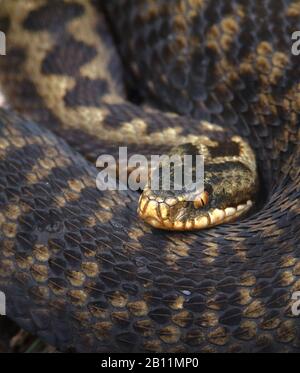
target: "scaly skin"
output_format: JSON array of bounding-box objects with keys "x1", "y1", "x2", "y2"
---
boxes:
[{"x1": 0, "y1": 0, "x2": 299, "y2": 352}]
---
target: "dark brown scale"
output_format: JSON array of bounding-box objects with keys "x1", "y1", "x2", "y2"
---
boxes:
[
  {"x1": 0, "y1": 0, "x2": 299, "y2": 353},
  {"x1": 64, "y1": 77, "x2": 109, "y2": 107},
  {"x1": 23, "y1": 1, "x2": 84, "y2": 32},
  {"x1": 207, "y1": 141, "x2": 240, "y2": 157},
  {"x1": 41, "y1": 37, "x2": 98, "y2": 76}
]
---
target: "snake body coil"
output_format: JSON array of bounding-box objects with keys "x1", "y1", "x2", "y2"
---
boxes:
[{"x1": 0, "y1": 0, "x2": 300, "y2": 352}]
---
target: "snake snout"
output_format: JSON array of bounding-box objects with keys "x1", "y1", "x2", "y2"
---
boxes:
[
  {"x1": 138, "y1": 189, "x2": 181, "y2": 230},
  {"x1": 138, "y1": 188, "x2": 203, "y2": 230}
]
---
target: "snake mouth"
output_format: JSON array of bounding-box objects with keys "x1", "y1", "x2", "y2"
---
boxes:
[{"x1": 138, "y1": 191, "x2": 253, "y2": 231}]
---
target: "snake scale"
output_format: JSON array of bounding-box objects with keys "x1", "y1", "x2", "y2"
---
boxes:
[{"x1": 0, "y1": 0, "x2": 300, "y2": 353}]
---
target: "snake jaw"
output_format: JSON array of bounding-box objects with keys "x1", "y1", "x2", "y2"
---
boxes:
[{"x1": 138, "y1": 188, "x2": 253, "y2": 231}]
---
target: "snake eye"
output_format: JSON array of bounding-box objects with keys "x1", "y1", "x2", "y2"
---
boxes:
[{"x1": 193, "y1": 191, "x2": 209, "y2": 209}]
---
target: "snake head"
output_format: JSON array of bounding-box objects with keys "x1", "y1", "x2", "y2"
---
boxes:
[{"x1": 137, "y1": 138, "x2": 258, "y2": 231}]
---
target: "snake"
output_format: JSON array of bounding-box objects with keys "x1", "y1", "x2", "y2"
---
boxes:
[{"x1": 0, "y1": 0, "x2": 299, "y2": 353}]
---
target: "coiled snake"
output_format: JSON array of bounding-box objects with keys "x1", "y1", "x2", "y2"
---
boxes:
[{"x1": 0, "y1": 0, "x2": 300, "y2": 352}]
